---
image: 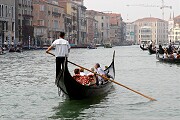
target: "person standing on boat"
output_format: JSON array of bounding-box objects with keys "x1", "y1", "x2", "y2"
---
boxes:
[{"x1": 46, "y1": 32, "x2": 71, "y2": 78}]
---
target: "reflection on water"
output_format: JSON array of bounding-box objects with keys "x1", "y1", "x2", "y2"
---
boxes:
[{"x1": 49, "y1": 87, "x2": 115, "y2": 119}]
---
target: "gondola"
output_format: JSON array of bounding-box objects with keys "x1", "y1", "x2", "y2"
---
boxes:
[
  {"x1": 140, "y1": 45, "x2": 148, "y2": 51},
  {"x1": 56, "y1": 52, "x2": 115, "y2": 100},
  {"x1": 148, "y1": 47, "x2": 156, "y2": 54},
  {"x1": 87, "y1": 46, "x2": 97, "y2": 49},
  {"x1": 156, "y1": 53, "x2": 180, "y2": 63}
]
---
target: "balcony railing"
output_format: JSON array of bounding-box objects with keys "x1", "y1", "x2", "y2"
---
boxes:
[{"x1": 52, "y1": 12, "x2": 61, "y2": 17}]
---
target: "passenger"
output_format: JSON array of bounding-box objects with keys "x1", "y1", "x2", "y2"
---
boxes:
[
  {"x1": 94, "y1": 63, "x2": 107, "y2": 85},
  {"x1": 80, "y1": 68, "x2": 86, "y2": 76},
  {"x1": 73, "y1": 68, "x2": 93, "y2": 86},
  {"x1": 87, "y1": 68, "x2": 95, "y2": 76},
  {"x1": 172, "y1": 51, "x2": 177, "y2": 59},
  {"x1": 163, "y1": 49, "x2": 168, "y2": 59}
]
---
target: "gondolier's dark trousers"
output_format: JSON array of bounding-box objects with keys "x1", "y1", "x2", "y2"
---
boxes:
[{"x1": 56, "y1": 57, "x2": 67, "y2": 78}]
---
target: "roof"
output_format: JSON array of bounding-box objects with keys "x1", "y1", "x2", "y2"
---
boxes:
[{"x1": 134, "y1": 17, "x2": 166, "y2": 23}]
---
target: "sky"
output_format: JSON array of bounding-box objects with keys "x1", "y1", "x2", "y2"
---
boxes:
[{"x1": 84, "y1": 0, "x2": 180, "y2": 22}]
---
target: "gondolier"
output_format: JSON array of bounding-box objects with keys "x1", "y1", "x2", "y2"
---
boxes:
[{"x1": 46, "y1": 32, "x2": 71, "y2": 78}]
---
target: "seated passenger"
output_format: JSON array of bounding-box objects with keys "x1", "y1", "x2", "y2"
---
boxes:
[
  {"x1": 87, "y1": 68, "x2": 95, "y2": 76},
  {"x1": 172, "y1": 51, "x2": 177, "y2": 59},
  {"x1": 163, "y1": 50, "x2": 168, "y2": 59},
  {"x1": 73, "y1": 68, "x2": 94, "y2": 86},
  {"x1": 80, "y1": 68, "x2": 86, "y2": 76},
  {"x1": 94, "y1": 63, "x2": 107, "y2": 85}
]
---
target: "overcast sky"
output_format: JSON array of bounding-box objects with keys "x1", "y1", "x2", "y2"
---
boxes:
[{"x1": 84, "y1": 0, "x2": 180, "y2": 22}]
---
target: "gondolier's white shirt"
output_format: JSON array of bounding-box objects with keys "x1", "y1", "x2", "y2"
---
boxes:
[{"x1": 51, "y1": 38, "x2": 71, "y2": 57}]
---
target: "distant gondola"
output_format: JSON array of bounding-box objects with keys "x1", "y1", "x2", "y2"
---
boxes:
[
  {"x1": 156, "y1": 53, "x2": 180, "y2": 63},
  {"x1": 148, "y1": 47, "x2": 156, "y2": 54},
  {"x1": 87, "y1": 46, "x2": 97, "y2": 49},
  {"x1": 56, "y1": 52, "x2": 115, "y2": 100},
  {"x1": 140, "y1": 45, "x2": 148, "y2": 51}
]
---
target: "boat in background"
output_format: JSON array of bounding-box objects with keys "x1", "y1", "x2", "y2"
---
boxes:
[
  {"x1": 148, "y1": 47, "x2": 156, "y2": 54},
  {"x1": 140, "y1": 45, "x2": 148, "y2": 51},
  {"x1": 104, "y1": 43, "x2": 112, "y2": 48},
  {"x1": 156, "y1": 53, "x2": 180, "y2": 63}
]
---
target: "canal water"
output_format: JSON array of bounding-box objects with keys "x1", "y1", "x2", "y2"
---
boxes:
[{"x1": 0, "y1": 46, "x2": 180, "y2": 120}]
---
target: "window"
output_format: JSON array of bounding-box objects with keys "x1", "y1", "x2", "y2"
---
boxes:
[
  {"x1": 11, "y1": 6, "x2": 14, "y2": 18},
  {"x1": 40, "y1": 5, "x2": 44, "y2": 11},
  {"x1": 101, "y1": 23, "x2": 104, "y2": 28},
  {"x1": 38, "y1": 20, "x2": 44, "y2": 26},
  {"x1": 5, "y1": 5, "x2": 8, "y2": 17},
  {"x1": 0, "y1": 5, "x2": 1, "y2": 17},
  {"x1": 54, "y1": 20, "x2": 58, "y2": 29},
  {"x1": 2, "y1": 5, "x2": 3, "y2": 17},
  {"x1": 12, "y1": 22, "x2": 14, "y2": 31},
  {"x1": 6, "y1": 22, "x2": 8, "y2": 31}
]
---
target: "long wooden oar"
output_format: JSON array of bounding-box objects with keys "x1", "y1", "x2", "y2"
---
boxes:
[
  {"x1": 68, "y1": 61, "x2": 157, "y2": 101},
  {"x1": 46, "y1": 51, "x2": 55, "y2": 56},
  {"x1": 46, "y1": 52, "x2": 156, "y2": 101}
]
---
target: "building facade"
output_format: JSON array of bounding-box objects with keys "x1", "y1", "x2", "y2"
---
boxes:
[
  {"x1": 134, "y1": 17, "x2": 168, "y2": 45},
  {"x1": 169, "y1": 24, "x2": 180, "y2": 44},
  {"x1": 106, "y1": 13, "x2": 124, "y2": 45},
  {"x1": 125, "y1": 22, "x2": 135, "y2": 44},
  {"x1": 76, "y1": 3, "x2": 87, "y2": 45},
  {"x1": 0, "y1": 0, "x2": 15, "y2": 47},
  {"x1": 15, "y1": 0, "x2": 33, "y2": 47},
  {"x1": 95, "y1": 12, "x2": 110, "y2": 44},
  {"x1": 58, "y1": 0, "x2": 79, "y2": 45},
  {"x1": 86, "y1": 10, "x2": 98, "y2": 44},
  {"x1": 33, "y1": 0, "x2": 65, "y2": 46}
]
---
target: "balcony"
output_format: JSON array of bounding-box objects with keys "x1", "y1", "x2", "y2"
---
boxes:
[
  {"x1": 52, "y1": 12, "x2": 61, "y2": 17},
  {"x1": 52, "y1": 28, "x2": 62, "y2": 32},
  {"x1": 22, "y1": 14, "x2": 33, "y2": 19}
]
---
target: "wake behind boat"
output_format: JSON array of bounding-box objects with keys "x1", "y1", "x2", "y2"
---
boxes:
[{"x1": 55, "y1": 52, "x2": 115, "y2": 100}]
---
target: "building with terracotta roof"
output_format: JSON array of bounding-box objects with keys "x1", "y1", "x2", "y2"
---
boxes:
[{"x1": 134, "y1": 17, "x2": 168, "y2": 45}]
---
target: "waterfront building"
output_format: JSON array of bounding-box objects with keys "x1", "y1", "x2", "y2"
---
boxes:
[
  {"x1": 15, "y1": 0, "x2": 33, "y2": 47},
  {"x1": 58, "y1": 0, "x2": 79, "y2": 45},
  {"x1": 33, "y1": 0, "x2": 65, "y2": 46},
  {"x1": 134, "y1": 17, "x2": 168, "y2": 45},
  {"x1": 125, "y1": 22, "x2": 135, "y2": 44},
  {"x1": 168, "y1": 24, "x2": 180, "y2": 44},
  {"x1": 94, "y1": 11, "x2": 110, "y2": 45},
  {"x1": 0, "y1": 0, "x2": 15, "y2": 47},
  {"x1": 106, "y1": 13, "x2": 125, "y2": 45},
  {"x1": 86, "y1": 10, "x2": 98, "y2": 45}
]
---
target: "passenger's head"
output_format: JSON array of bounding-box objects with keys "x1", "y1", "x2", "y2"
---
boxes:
[
  {"x1": 90, "y1": 68, "x2": 94, "y2": 72},
  {"x1": 74, "y1": 68, "x2": 80, "y2": 74},
  {"x1": 80, "y1": 68, "x2": 84, "y2": 72},
  {"x1": 95, "y1": 63, "x2": 100, "y2": 69},
  {"x1": 60, "y1": 32, "x2": 66, "y2": 39}
]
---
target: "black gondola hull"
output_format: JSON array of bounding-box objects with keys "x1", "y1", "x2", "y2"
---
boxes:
[
  {"x1": 148, "y1": 47, "x2": 156, "y2": 54},
  {"x1": 57, "y1": 52, "x2": 115, "y2": 100},
  {"x1": 156, "y1": 54, "x2": 180, "y2": 63},
  {"x1": 140, "y1": 45, "x2": 148, "y2": 51}
]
